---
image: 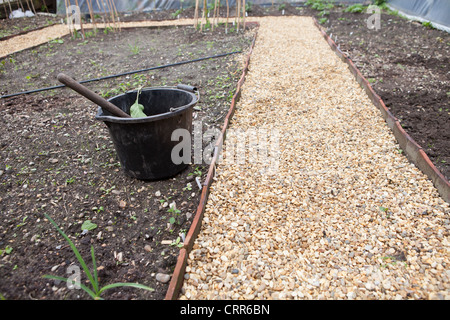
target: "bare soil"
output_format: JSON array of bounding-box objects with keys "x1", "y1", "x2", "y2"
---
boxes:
[
  {"x1": 0, "y1": 14, "x2": 60, "y2": 39},
  {"x1": 0, "y1": 23, "x2": 255, "y2": 300}
]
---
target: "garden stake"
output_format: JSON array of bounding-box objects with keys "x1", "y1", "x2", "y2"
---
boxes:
[
  {"x1": 74, "y1": 0, "x2": 86, "y2": 38},
  {"x1": 201, "y1": 0, "x2": 206, "y2": 31},
  {"x1": 5, "y1": 0, "x2": 12, "y2": 17},
  {"x1": 225, "y1": 0, "x2": 229, "y2": 33},
  {"x1": 64, "y1": 0, "x2": 73, "y2": 36},
  {"x1": 194, "y1": 0, "x2": 199, "y2": 28},
  {"x1": 86, "y1": 0, "x2": 97, "y2": 31},
  {"x1": 43, "y1": 1, "x2": 49, "y2": 13},
  {"x1": 236, "y1": 0, "x2": 241, "y2": 32},
  {"x1": 94, "y1": 0, "x2": 104, "y2": 25},
  {"x1": 106, "y1": 0, "x2": 116, "y2": 31},
  {"x1": 243, "y1": 0, "x2": 246, "y2": 31},
  {"x1": 110, "y1": 0, "x2": 121, "y2": 31},
  {"x1": 24, "y1": 0, "x2": 32, "y2": 14},
  {"x1": 29, "y1": 0, "x2": 36, "y2": 14},
  {"x1": 17, "y1": 0, "x2": 24, "y2": 12},
  {"x1": 214, "y1": 0, "x2": 220, "y2": 30},
  {"x1": 211, "y1": 0, "x2": 216, "y2": 31},
  {"x1": 100, "y1": 0, "x2": 111, "y2": 29},
  {"x1": 216, "y1": 0, "x2": 221, "y2": 28}
]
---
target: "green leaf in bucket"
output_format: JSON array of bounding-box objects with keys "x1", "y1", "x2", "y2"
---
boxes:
[{"x1": 130, "y1": 88, "x2": 147, "y2": 118}]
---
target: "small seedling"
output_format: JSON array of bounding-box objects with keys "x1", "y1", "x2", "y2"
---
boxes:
[
  {"x1": 170, "y1": 237, "x2": 184, "y2": 248},
  {"x1": 380, "y1": 256, "x2": 407, "y2": 268},
  {"x1": 422, "y1": 21, "x2": 435, "y2": 29},
  {"x1": 0, "y1": 246, "x2": 13, "y2": 255},
  {"x1": 43, "y1": 213, "x2": 154, "y2": 299},
  {"x1": 344, "y1": 4, "x2": 365, "y2": 13},
  {"x1": 100, "y1": 186, "x2": 115, "y2": 195},
  {"x1": 379, "y1": 206, "x2": 392, "y2": 218},
  {"x1": 16, "y1": 216, "x2": 28, "y2": 228},
  {"x1": 183, "y1": 183, "x2": 192, "y2": 191},
  {"x1": 128, "y1": 43, "x2": 141, "y2": 55},
  {"x1": 167, "y1": 205, "x2": 181, "y2": 225},
  {"x1": 189, "y1": 167, "x2": 202, "y2": 177}
]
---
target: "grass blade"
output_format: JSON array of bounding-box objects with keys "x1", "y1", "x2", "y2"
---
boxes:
[
  {"x1": 43, "y1": 213, "x2": 97, "y2": 294},
  {"x1": 98, "y1": 282, "x2": 155, "y2": 295},
  {"x1": 43, "y1": 275, "x2": 98, "y2": 299},
  {"x1": 91, "y1": 245, "x2": 99, "y2": 293}
]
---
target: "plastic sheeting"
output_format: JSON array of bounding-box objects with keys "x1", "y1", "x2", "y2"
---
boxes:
[
  {"x1": 57, "y1": 0, "x2": 286, "y2": 14},
  {"x1": 387, "y1": 0, "x2": 450, "y2": 32},
  {"x1": 56, "y1": 1, "x2": 367, "y2": 14}
]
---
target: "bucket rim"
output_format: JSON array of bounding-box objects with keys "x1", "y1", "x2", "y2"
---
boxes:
[{"x1": 95, "y1": 87, "x2": 198, "y2": 123}]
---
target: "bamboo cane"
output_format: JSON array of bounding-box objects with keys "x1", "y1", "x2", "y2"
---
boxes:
[
  {"x1": 24, "y1": 0, "x2": 32, "y2": 14},
  {"x1": 236, "y1": 0, "x2": 241, "y2": 32},
  {"x1": 3, "y1": 2, "x2": 8, "y2": 19},
  {"x1": 44, "y1": 0, "x2": 49, "y2": 13},
  {"x1": 105, "y1": 0, "x2": 116, "y2": 31},
  {"x1": 18, "y1": 0, "x2": 25, "y2": 11},
  {"x1": 64, "y1": 0, "x2": 73, "y2": 36},
  {"x1": 242, "y1": 0, "x2": 246, "y2": 31},
  {"x1": 86, "y1": 0, "x2": 96, "y2": 31},
  {"x1": 74, "y1": 0, "x2": 85, "y2": 38},
  {"x1": 5, "y1": 0, "x2": 12, "y2": 18},
  {"x1": 211, "y1": 0, "x2": 217, "y2": 31},
  {"x1": 193, "y1": 0, "x2": 198, "y2": 27},
  {"x1": 94, "y1": 0, "x2": 104, "y2": 26},
  {"x1": 194, "y1": 0, "x2": 199, "y2": 28},
  {"x1": 100, "y1": 0, "x2": 110, "y2": 29},
  {"x1": 225, "y1": 0, "x2": 229, "y2": 32},
  {"x1": 110, "y1": 0, "x2": 120, "y2": 31},
  {"x1": 29, "y1": 0, "x2": 36, "y2": 14},
  {"x1": 214, "y1": 0, "x2": 219, "y2": 28},
  {"x1": 200, "y1": 0, "x2": 206, "y2": 31}
]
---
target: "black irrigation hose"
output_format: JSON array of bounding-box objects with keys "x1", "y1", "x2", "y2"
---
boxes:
[{"x1": 0, "y1": 50, "x2": 242, "y2": 99}]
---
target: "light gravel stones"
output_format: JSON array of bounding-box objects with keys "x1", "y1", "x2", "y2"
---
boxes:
[{"x1": 178, "y1": 16, "x2": 450, "y2": 300}]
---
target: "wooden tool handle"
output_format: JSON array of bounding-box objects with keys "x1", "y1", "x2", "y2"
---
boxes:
[{"x1": 57, "y1": 73, "x2": 131, "y2": 118}]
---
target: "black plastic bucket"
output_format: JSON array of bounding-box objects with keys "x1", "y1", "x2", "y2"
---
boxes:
[{"x1": 95, "y1": 86, "x2": 198, "y2": 180}]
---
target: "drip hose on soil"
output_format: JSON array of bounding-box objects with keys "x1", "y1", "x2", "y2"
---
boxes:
[{"x1": 0, "y1": 50, "x2": 242, "y2": 99}]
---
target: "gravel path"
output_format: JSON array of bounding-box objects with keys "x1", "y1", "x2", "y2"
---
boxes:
[{"x1": 179, "y1": 16, "x2": 450, "y2": 300}]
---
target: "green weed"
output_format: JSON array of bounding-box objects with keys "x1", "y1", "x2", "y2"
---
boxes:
[{"x1": 42, "y1": 213, "x2": 154, "y2": 300}]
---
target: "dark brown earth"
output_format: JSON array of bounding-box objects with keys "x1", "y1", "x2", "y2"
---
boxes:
[
  {"x1": 0, "y1": 23, "x2": 255, "y2": 300},
  {"x1": 0, "y1": 2, "x2": 448, "y2": 301},
  {"x1": 0, "y1": 13, "x2": 60, "y2": 39}
]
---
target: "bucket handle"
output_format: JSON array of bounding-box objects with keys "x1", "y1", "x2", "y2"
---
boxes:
[{"x1": 170, "y1": 84, "x2": 200, "y2": 112}]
